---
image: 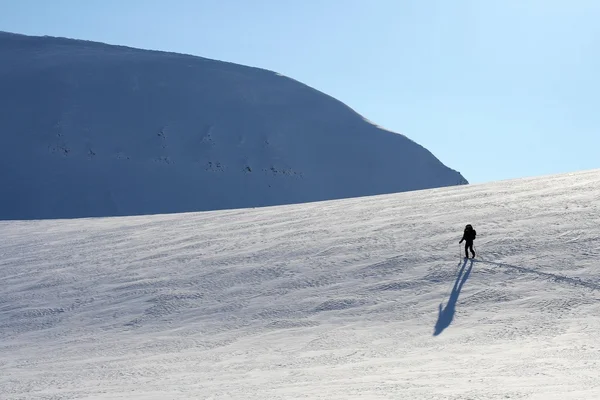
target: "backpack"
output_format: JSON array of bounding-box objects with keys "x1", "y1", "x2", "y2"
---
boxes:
[{"x1": 465, "y1": 224, "x2": 476, "y2": 240}]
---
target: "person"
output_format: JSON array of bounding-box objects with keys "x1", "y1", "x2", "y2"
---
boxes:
[{"x1": 459, "y1": 224, "x2": 476, "y2": 258}]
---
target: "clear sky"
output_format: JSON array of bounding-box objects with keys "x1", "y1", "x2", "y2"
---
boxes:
[{"x1": 1, "y1": 0, "x2": 599, "y2": 184}]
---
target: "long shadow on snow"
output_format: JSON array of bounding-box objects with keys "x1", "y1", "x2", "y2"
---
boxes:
[{"x1": 433, "y1": 259, "x2": 473, "y2": 336}]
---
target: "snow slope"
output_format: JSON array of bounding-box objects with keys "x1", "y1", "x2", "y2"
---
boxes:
[
  {"x1": 0, "y1": 31, "x2": 466, "y2": 221},
  {"x1": 1, "y1": 168, "x2": 599, "y2": 399}
]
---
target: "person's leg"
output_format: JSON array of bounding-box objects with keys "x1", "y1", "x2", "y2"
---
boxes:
[
  {"x1": 464, "y1": 242, "x2": 469, "y2": 258},
  {"x1": 469, "y1": 242, "x2": 475, "y2": 258}
]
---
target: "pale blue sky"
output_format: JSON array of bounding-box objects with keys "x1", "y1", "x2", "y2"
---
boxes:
[{"x1": 1, "y1": 0, "x2": 599, "y2": 183}]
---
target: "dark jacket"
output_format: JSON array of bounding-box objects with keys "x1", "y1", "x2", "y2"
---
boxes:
[{"x1": 461, "y1": 228, "x2": 476, "y2": 243}]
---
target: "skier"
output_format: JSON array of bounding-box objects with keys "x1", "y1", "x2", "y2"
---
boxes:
[{"x1": 459, "y1": 224, "x2": 476, "y2": 259}]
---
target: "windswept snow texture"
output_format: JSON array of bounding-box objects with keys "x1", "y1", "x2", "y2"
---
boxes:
[
  {"x1": 2, "y1": 169, "x2": 600, "y2": 399},
  {"x1": 0, "y1": 31, "x2": 466, "y2": 220}
]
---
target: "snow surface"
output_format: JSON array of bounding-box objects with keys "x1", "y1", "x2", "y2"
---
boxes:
[
  {"x1": 1, "y1": 168, "x2": 600, "y2": 399},
  {"x1": 0, "y1": 31, "x2": 466, "y2": 221}
]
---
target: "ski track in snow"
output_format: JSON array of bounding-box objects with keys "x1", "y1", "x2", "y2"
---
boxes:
[{"x1": 1, "y1": 169, "x2": 600, "y2": 399}]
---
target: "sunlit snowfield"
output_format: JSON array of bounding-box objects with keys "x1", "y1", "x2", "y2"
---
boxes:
[{"x1": 2, "y1": 169, "x2": 600, "y2": 399}]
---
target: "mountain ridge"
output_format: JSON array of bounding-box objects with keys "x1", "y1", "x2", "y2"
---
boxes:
[{"x1": 0, "y1": 31, "x2": 467, "y2": 220}]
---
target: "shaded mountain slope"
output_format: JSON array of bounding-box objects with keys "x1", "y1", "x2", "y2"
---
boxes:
[{"x1": 0, "y1": 31, "x2": 466, "y2": 220}]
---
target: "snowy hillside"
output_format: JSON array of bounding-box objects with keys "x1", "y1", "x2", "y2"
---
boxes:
[
  {"x1": 1, "y1": 168, "x2": 599, "y2": 399},
  {"x1": 0, "y1": 31, "x2": 466, "y2": 220}
]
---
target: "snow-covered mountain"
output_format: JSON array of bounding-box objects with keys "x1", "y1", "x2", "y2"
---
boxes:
[
  {"x1": 1, "y1": 168, "x2": 599, "y2": 399},
  {"x1": 0, "y1": 31, "x2": 467, "y2": 220}
]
